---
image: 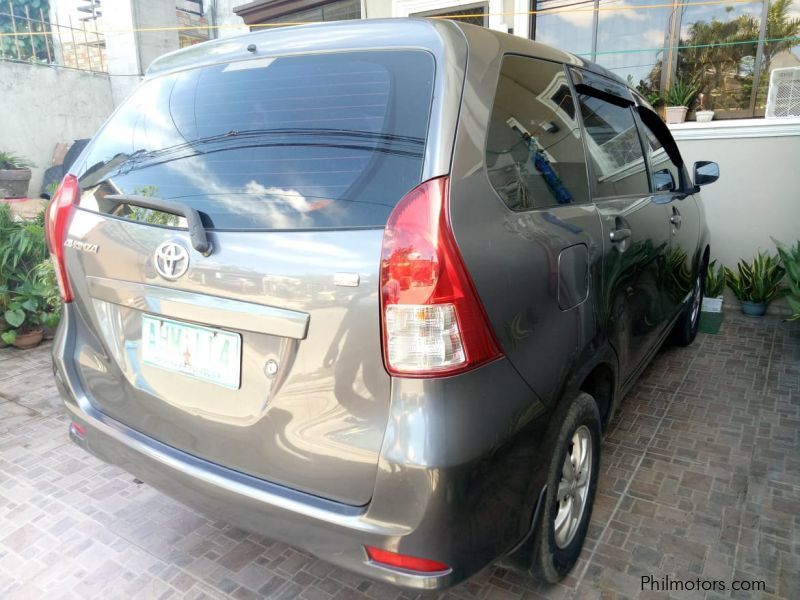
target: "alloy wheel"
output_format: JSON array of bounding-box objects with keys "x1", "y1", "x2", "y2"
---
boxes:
[
  {"x1": 554, "y1": 425, "x2": 593, "y2": 549},
  {"x1": 690, "y1": 274, "x2": 702, "y2": 327}
]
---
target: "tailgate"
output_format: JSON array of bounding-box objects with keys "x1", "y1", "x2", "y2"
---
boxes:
[
  {"x1": 60, "y1": 48, "x2": 436, "y2": 505},
  {"x1": 66, "y1": 212, "x2": 389, "y2": 505}
]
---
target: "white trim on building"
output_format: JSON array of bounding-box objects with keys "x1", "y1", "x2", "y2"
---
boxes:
[{"x1": 391, "y1": 0, "x2": 529, "y2": 39}]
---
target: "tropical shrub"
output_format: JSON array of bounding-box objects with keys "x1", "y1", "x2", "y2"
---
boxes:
[
  {"x1": 724, "y1": 252, "x2": 786, "y2": 305},
  {"x1": 705, "y1": 260, "x2": 726, "y2": 298},
  {"x1": 774, "y1": 240, "x2": 800, "y2": 321}
]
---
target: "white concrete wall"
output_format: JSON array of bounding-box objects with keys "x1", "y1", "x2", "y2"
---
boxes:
[
  {"x1": 0, "y1": 61, "x2": 114, "y2": 196},
  {"x1": 670, "y1": 119, "x2": 800, "y2": 269},
  {"x1": 103, "y1": 0, "x2": 180, "y2": 104},
  {"x1": 133, "y1": 0, "x2": 180, "y2": 70},
  {"x1": 103, "y1": 0, "x2": 141, "y2": 104},
  {"x1": 209, "y1": 0, "x2": 250, "y2": 38},
  {"x1": 388, "y1": 0, "x2": 528, "y2": 37}
]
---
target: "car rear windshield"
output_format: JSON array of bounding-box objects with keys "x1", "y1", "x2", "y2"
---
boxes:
[{"x1": 75, "y1": 50, "x2": 435, "y2": 230}]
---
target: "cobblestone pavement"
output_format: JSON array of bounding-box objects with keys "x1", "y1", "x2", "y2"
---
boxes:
[{"x1": 1, "y1": 314, "x2": 798, "y2": 599}]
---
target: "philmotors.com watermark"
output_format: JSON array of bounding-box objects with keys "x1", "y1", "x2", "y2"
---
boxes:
[{"x1": 642, "y1": 574, "x2": 767, "y2": 593}]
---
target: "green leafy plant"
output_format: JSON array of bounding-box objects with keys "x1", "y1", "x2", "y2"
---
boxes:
[
  {"x1": 0, "y1": 151, "x2": 34, "y2": 170},
  {"x1": 774, "y1": 240, "x2": 800, "y2": 321},
  {"x1": 665, "y1": 79, "x2": 700, "y2": 107},
  {"x1": 0, "y1": 204, "x2": 60, "y2": 346},
  {"x1": 627, "y1": 75, "x2": 662, "y2": 107},
  {"x1": 724, "y1": 252, "x2": 786, "y2": 305},
  {"x1": 0, "y1": 280, "x2": 50, "y2": 345},
  {"x1": 0, "y1": 209, "x2": 47, "y2": 287},
  {"x1": 705, "y1": 260, "x2": 726, "y2": 298}
]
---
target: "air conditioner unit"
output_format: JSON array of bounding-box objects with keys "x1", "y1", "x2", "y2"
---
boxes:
[{"x1": 765, "y1": 67, "x2": 800, "y2": 118}]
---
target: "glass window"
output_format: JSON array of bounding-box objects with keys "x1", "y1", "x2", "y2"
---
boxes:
[
  {"x1": 755, "y1": 0, "x2": 800, "y2": 115},
  {"x1": 675, "y1": 1, "x2": 763, "y2": 118},
  {"x1": 485, "y1": 56, "x2": 589, "y2": 210},
  {"x1": 575, "y1": 86, "x2": 649, "y2": 198},
  {"x1": 637, "y1": 111, "x2": 681, "y2": 192},
  {"x1": 596, "y1": 0, "x2": 673, "y2": 102},
  {"x1": 535, "y1": 0, "x2": 594, "y2": 58},
  {"x1": 75, "y1": 51, "x2": 434, "y2": 230}
]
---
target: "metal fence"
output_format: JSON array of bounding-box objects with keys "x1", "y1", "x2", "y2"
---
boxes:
[{"x1": 0, "y1": 3, "x2": 106, "y2": 73}]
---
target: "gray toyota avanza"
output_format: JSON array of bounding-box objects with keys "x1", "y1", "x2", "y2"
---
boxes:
[{"x1": 49, "y1": 18, "x2": 719, "y2": 590}]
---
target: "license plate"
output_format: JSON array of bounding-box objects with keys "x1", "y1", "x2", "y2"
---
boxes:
[{"x1": 141, "y1": 315, "x2": 241, "y2": 389}]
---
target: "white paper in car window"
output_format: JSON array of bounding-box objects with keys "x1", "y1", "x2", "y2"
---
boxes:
[{"x1": 223, "y1": 57, "x2": 276, "y2": 72}]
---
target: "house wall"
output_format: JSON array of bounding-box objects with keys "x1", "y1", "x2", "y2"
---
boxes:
[
  {"x1": 0, "y1": 61, "x2": 114, "y2": 196},
  {"x1": 389, "y1": 0, "x2": 529, "y2": 37},
  {"x1": 670, "y1": 119, "x2": 800, "y2": 269},
  {"x1": 210, "y1": 0, "x2": 252, "y2": 37}
]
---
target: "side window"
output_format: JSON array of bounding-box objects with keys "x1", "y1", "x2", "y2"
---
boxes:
[
  {"x1": 485, "y1": 56, "x2": 589, "y2": 210},
  {"x1": 575, "y1": 88, "x2": 649, "y2": 198},
  {"x1": 637, "y1": 112, "x2": 681, "y2": 193}
]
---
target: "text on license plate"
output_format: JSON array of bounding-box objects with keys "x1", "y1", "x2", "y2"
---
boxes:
[{"x1": 141, "y1": 315, "x2": 241, "y2": 389}]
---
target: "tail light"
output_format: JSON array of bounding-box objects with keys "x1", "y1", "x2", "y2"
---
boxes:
[
  {"x1": 45, "y1": 174, "x2": 79, "y2": 303},
  {"x1": 365, "y1": 546, "x2": 449, "y2": 573},
  {"x1": 379, "y1": 177, "x2": 502, "y2": 377}
]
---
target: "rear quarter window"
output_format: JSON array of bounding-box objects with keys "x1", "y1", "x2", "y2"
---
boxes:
[
  {"x1": 75, "y1": 50, "x2": 435, "y2": 230},
  {"x1": 485, "y1": 55, "x2": 590, "y2": 211}
]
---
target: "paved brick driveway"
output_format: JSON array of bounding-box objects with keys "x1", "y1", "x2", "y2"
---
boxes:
[{"x1": 1, "y1": 314, "x2": 798, "y2": 599}]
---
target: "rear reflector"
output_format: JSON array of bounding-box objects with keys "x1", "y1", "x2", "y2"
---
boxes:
[
  {"x1": 69, "y1": 422, "x2": 86, "y2": 439},
  {"x1": 45, "y1": 174, "x2": 79, "y2": 303},
  {"x1": 379, "y1": 176, "x2": 502, "y2": 377},
  {"x1": 365, "y1": 546, "x2": 449, "y2": 573}
]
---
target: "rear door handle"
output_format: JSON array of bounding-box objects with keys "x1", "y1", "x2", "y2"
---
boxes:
[
  {"x1": 609, "y1": 228, "x2": 631, "y2": 242},
  {"x1": 670, "y1": 208, "x2": 682, "y2": 228}
]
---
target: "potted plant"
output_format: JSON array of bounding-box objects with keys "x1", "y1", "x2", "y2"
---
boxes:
[
  {"x1": 0, "y1": 204, "x2": 13, "y2": 348},
  {"x1": 701, "y1": 260, "x2": 726, "y2": 312},
  {"x1": 724, "y1": 252, "x2": 786, "y2": 317},
  {"x1": 664, "y1": 79, "x2": 700, "y2": 124},
  {"x1": 33, "y1": 259, "x2": 61, "y2": 339},
  {"x1": 0, "y1": 281, "x2": 50, "y2": 349},
  {"x1": 0, "y1": 151, "x2": 34, "y2": 199},
  {"x1": 0, "y1": 285, "x2": 10, "y2": 349},
  {"x1": 695, "y1": 93, "x2": 715, "y2": 123},
  {"x1": 774, "y1": 240, "x2": 800, "y2": 322}
]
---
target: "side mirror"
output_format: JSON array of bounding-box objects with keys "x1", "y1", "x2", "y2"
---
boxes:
[{"x1": 693, "y1": 161, "x2": 719, "y2": 187}]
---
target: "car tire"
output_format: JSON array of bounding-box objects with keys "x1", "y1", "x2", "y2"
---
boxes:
[
  {"x1": 530, "y1": 392, "x2": 601, "y2": 583},
  {"x1": 672, "y1": 265, "x2": 705, "y2": 346}
]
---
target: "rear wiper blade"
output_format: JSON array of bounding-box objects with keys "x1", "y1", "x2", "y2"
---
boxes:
[{"x1": 105, "y1": 194, "x2": 212, "y2": 256}]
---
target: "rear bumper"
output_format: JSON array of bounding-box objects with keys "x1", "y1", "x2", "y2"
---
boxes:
[{"x1": 53, "y1": 305, "x2": 550, "y2": 590}]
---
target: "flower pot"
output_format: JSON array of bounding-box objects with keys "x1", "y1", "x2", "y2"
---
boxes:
[
  {"x1": 665, "y1": 106, "x2": 688, "y2": 124},
  {"x1": 741, "y1": 301, "x2": 767, "y2": 317},
  {"x1": 696, "y1": 110, "x2": 715, "y2": 123},
  {"x1": 0, "y1": 168, "x2": 32, "y2": 199},
  {"x1": 12, "y1": 328, "x2": 44, "y2": 349},
  {"x1": 701, "y1": 295, "x2": 724, "y2": 313}
]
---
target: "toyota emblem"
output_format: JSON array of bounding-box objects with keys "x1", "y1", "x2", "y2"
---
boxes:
[{"x1": 154, "y1": 242, "x2": 190, "y2": 280}]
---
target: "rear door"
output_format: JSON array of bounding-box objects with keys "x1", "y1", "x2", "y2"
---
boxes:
[
  {"x1": 64, "y1": 50, "x2": 436, "y2": 506},
  {"x1": 571, "y1": 70, "x2": 672, "y2": 384},
  {"x1": 636, "y1": 108, "x2": 701, "y2": 319}
]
